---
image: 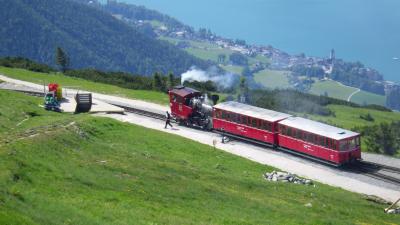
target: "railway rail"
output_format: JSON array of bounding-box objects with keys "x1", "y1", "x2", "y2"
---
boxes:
[
  {"x1": 347, "y1": 161, "x2": 400, "y2": 186},
  {"x1": 111, "y1": 104, "x2": 167, "y2": 121},
  {"x1": 7, "y1": 88, "x2": 400, "y2": 187}
]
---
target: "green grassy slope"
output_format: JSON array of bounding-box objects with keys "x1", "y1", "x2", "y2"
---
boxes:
[
  {"x1": 310, "y1": 80, "x2": 358, "y2": 100},
  {"x1": 186, "y1": 48, "x2": 235, "y2": 62},
  {"x1": 220, "y1": 65, "x2": 244, "y2": 74},
  {"x1": 254, "y1": 69, "x2": 291, "y2": 89},
  {"x1": 0, "y1": 67, "x2": 169, "y2": 105},
  {"x1": 0, "y1": 90, "x2": 398, "y2": 224},
  {"x1": 308, "y1": 104, "x2": 400, "y2": 129},
  {"x1": 350, "y1": 90, "x2": 386, "y2": 106}
]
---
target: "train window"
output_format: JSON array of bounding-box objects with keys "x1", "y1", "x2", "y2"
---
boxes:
[
  {"x1": 349, "y1": 139, "x2": 356, "y2": 150},
  {"x1": 291, "y1": 129, "x2": 296, "y2": 137},
  {"x1": 239, "y1": 115, "x2": 246, "y2": 125},
  {"x1": 283, "y1": 126, "x2": 287, "y2": 135},
  {"x1": 278, "y1": 125, "x2": 283, "y2": 132},
  {"x1": 312, "y1": 135, "x2": 316, "y2": 144},
  {"x1": 226, "y1": 112, "x2": 232, "y2": 121},
  {"x1": 319, "y1": 136, "x2": 325, "y2": 146},
  {"x1": 306, "y1": 133, "x2": 313, "y2": 143},
  {"x1": 294, "y1": 129, "x2": 299, "y2": 138},
  {"x1": 301, "y1": 132, "x2": 306, "y2": 141},
  {"x1": 230, "y1": 113, "x2": 238, "y2": 123},
  {"x1": 235, "y1": 114, "x2": 241, "y2": 123},
  {"x1": 312, "y1": 135, "x2": 317, "y2": 144},
  {"x1": 355, "y1": 137, "x2": 360, "y2": 147},
  {"x1": 295, "y1": 130, "x2": 302, "y2": 139},
  {"x1": 184, "y1": 98, "x2": 191, "y2": 106},
  {"x1": 287, "y1": 127, "x2": 292, "y2": 136},
  {"x1": 221, "y1": 111, "x2": 227, "y2": 120},
  {"x1": 257, "y1": 120, "x2": 263, "y2": 129},
  {"x1": 251, "y1": 118, "x2": 258, "y2": 128},
  {"x1": 326, "y1": 138, "x2": 331, "y2": 149},
  {"x1": 216, "y1": 110, "x2": 222, "y2": 119},
  {"x1": 223, "y1": 111, "x2": 231, "y2": 121},
  {"x1": 339, "y1": 140, "x2": 348, "y2": 151},
  {"x1": 332, "y1": 140, "x2": 337, "y2": 150},
  {"x1": 262, "y1": 121, "x2": 272, "y2": 131}
]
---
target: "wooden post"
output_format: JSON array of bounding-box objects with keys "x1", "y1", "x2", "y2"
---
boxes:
[{"x1": 385, "y1": 197, "x2": 400, "y2": 212}]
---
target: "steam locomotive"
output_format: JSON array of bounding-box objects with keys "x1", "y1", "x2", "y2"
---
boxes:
[{"x1": 168, "y1": 86, "x2": 361, "y2": 166}]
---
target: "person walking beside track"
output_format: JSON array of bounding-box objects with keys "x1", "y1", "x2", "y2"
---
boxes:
[{"x1": 165, "y1": 111, "x2": 173, "y2": 129}]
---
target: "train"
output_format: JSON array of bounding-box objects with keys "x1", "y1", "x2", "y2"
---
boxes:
[{"x1": 169, "y1": 86, "x2": 361, "y2": 166}]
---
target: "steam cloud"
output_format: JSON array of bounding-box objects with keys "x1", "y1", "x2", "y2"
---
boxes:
[{"x1": 181, "y1": 66, "x2": 238, "y2": 90}]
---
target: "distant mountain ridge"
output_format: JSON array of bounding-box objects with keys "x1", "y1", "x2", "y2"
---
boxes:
[{"x1": 0, "y1": 0, "x2": 211, "y2": 75}]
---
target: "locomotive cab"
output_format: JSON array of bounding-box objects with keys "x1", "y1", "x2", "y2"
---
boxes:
[{"x1": 169, "y1": 86, "x2": 212, "y2": 130}]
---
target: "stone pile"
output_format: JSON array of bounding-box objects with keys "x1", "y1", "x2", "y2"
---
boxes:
[{"x1": 264, "y1": 171, "x2": 313, "y2": 185}]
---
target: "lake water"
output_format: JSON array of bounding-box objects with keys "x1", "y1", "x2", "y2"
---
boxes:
[{"x1": 122, "y1": 0, "x2": 400, "y2": 82}]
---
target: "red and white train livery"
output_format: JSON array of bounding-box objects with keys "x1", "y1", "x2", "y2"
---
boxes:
[{"x1": 169, "y1": 86, "x2": 361, "y2": 166}]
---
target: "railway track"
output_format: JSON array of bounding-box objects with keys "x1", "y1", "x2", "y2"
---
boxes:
[
  {"x1": 348, "y1": 161, "x2": 400, "y2": 186},
  {"x1": 111, "y1": 104, "x2": 167, "y2": 121},
  {"x1": 8, "y1": 88, "x2": 400, "y2": 186}
]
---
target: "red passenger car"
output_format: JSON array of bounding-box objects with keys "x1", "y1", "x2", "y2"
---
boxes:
[
  {"x1": 213, "y1": 101, "x2": 291, "y2": 146},
  {"x1": 277, "y1": 117, "x2": 361, "y2": 166}
]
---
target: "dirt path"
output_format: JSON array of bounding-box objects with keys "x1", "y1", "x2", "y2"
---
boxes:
[{"x1": 347, "y1": 88, "x2": 361, "y2": 102}]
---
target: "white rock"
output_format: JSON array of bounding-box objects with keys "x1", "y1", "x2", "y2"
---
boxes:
[
  {"x1": 304, "y1": 203, "x2": 312, "y2": 207},
  {"x1": 386, "y1": 209, "x2": 396, "y2": 214}
]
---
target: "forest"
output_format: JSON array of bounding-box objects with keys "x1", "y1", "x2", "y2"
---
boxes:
[{"x1": 0, "y1": 0, "x2": 211, "y2": 76}]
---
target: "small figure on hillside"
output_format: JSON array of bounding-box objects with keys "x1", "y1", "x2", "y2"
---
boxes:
[{"x1": 165, "y1": 111, "x2": 173, "y2": 129}]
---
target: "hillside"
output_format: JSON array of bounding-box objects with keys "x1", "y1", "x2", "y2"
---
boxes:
[
  {"x1": 1, "y1": 65, "x2": 400, "y2": 157},
  {"x1": 0, "y1": 90, "x2": 398, "y2": 224},
  {"x1": 59, "y1": 0, "x2": 400, "y2": 108},
  {"x1": 0, "y1": 0, "x2": 211, "y2": 75}
]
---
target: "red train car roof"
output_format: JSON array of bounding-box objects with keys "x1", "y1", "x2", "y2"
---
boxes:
[
  {"x1": 278, "y1": 117, "x2": 359, "y2": 140},
  {"x1": 214, "y1": 101, "x2": 292, "y2": 122},
  {"x1": 170, "y1": 86, "x2": 201, "y2": 98}
]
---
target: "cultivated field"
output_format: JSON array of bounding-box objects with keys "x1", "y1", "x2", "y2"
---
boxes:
[
  {"x1": 220, "y1": 65, "x2": 244, "y2": 74},
  {"x1": 308, "y1": 104, "x2": 400, "y2": 130},
  {"x1": 310, "y1": 80, "x2": 358, "y2": 101},
  {"x1": 254, "y1": 69, "x2": 291, "y2": 89},
  {"x1": 350, "y1": 90, "x2": 386, "y2": 106},
  {"x1": 0, "y1": 90, "x2": 398, "y2": 224}
]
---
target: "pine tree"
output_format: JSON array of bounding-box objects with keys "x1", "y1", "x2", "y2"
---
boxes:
[
  {"x1": 55, "y1": 47, "x2": 69, "y2": 72},
  {"x1": 168, "y1": 72, "x2": 175, "y2": 89},
  {"x1": 153, "y1": 72, "x2": 162, "y2": 91}
]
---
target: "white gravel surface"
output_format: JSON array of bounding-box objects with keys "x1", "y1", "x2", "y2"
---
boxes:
[
  {"x1": 59, "y1": 97, "x2": 124, "y2": 113},
  {"x1": 1, "y1": 74, "x2": 400, "y2": 202}
]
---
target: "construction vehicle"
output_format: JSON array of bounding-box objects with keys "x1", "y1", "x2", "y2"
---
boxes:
[{"x1": 44, "y1": 91, "x2": 61, "y2": 112}]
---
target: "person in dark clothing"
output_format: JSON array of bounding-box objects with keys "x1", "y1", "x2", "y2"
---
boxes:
[{"x1": 165, "y1": 111, "x2": 173, "y2": 129}]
